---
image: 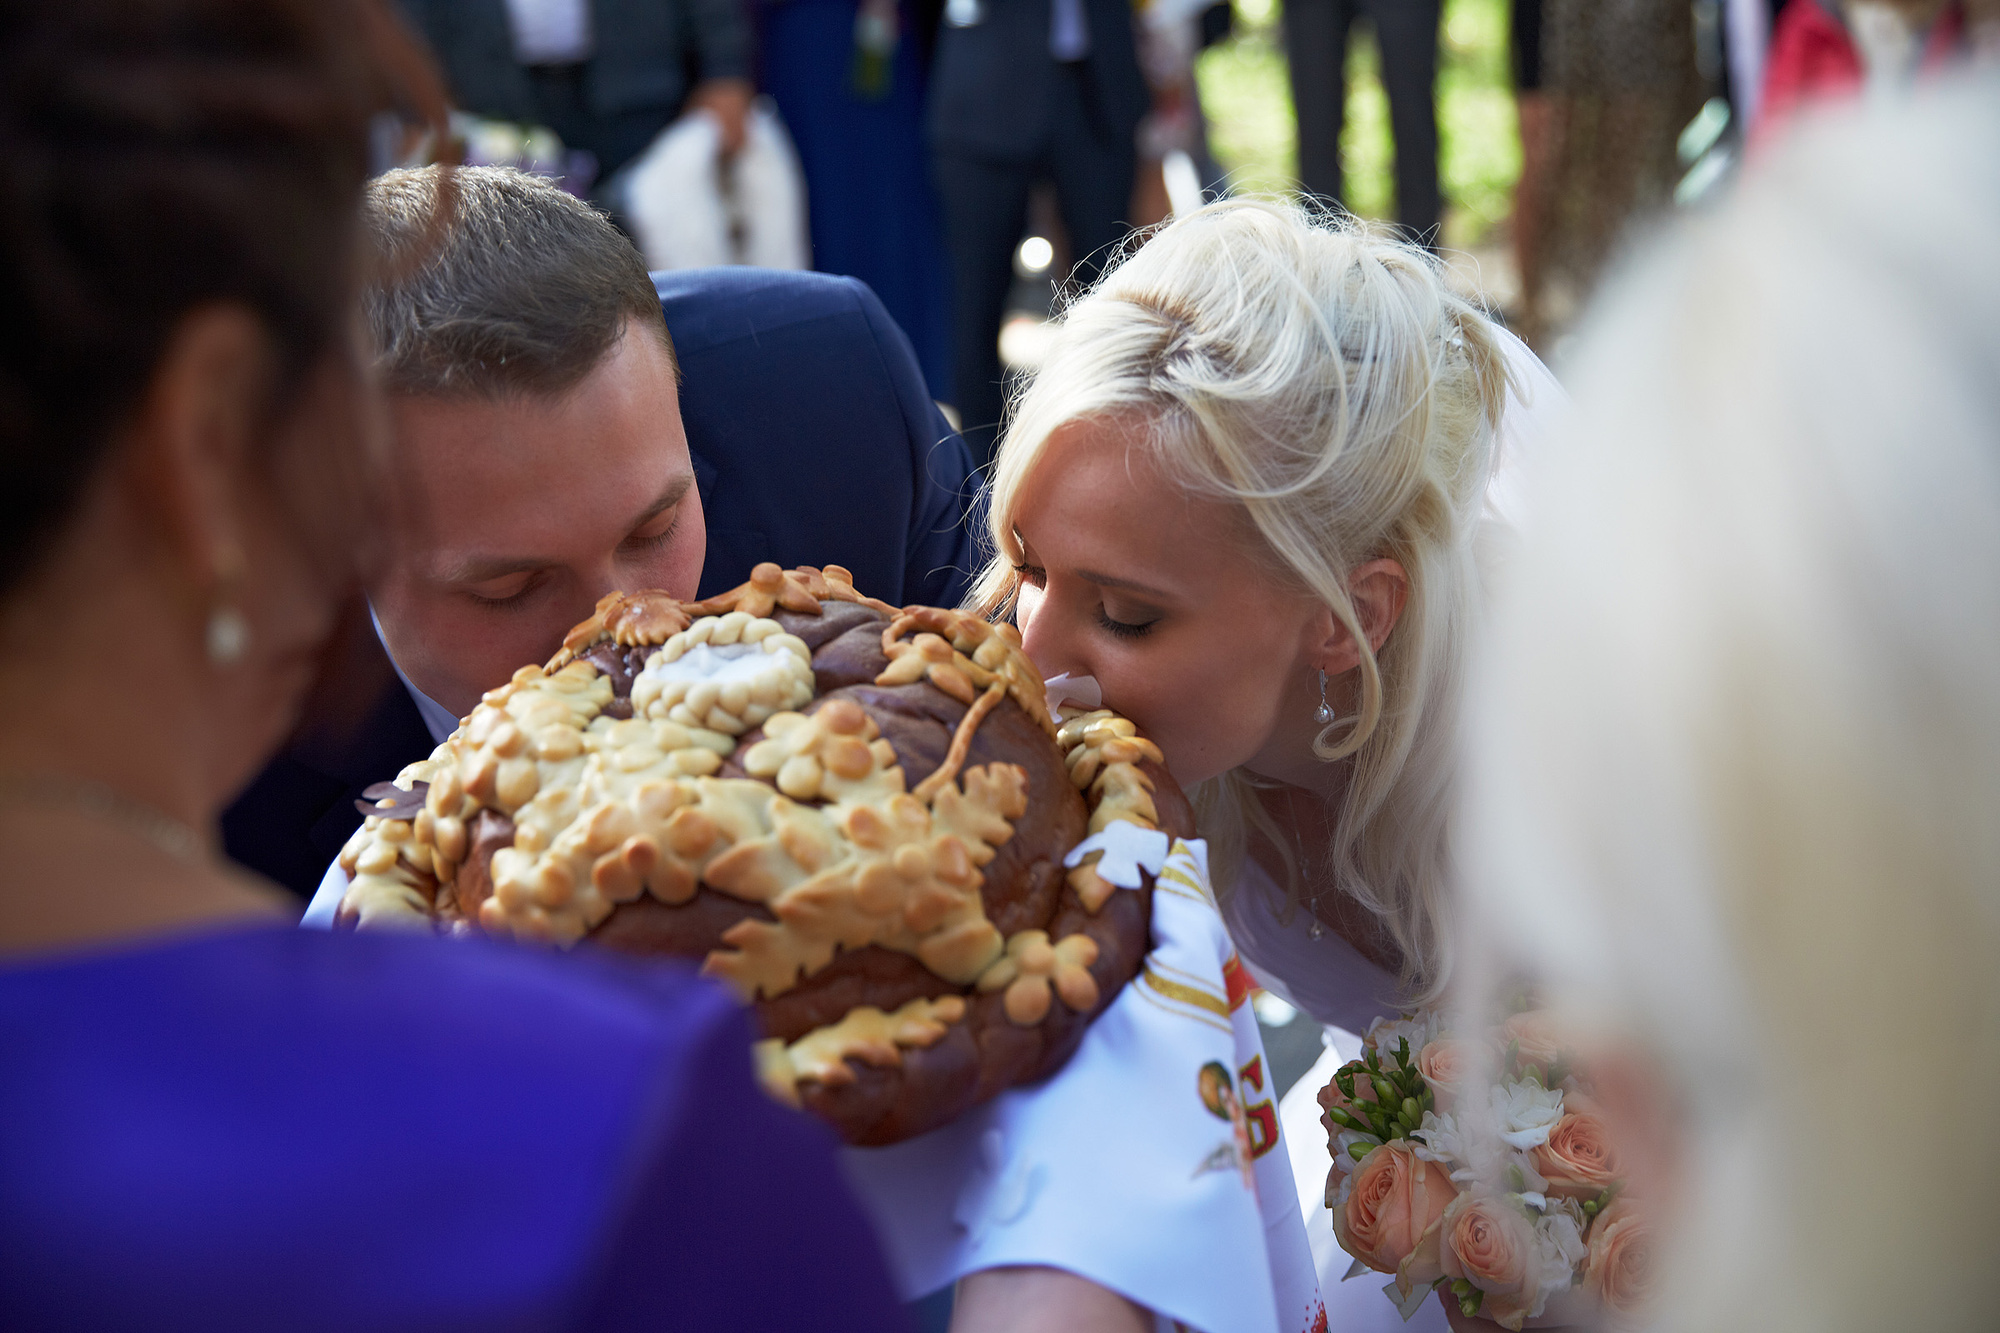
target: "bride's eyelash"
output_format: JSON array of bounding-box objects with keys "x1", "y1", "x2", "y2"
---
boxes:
[
  {"x1": 1013, "y1": 563, "x2": 1154, "y2": 637},
  {"x1": 1096, "y1": 608, "x2": 1156, "y2": 639}
]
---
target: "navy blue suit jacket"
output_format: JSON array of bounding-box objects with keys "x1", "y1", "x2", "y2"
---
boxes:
[
  {"x1": 223, "y1": 268, "x2": 978, "y2": 902},
  {"x1": 926, "y1": 0, "x2": 1148, "y2": 163}
]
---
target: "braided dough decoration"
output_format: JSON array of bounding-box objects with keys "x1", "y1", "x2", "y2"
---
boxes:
[{"x1": 336, "y1": 564, "x2": 1194, "y2": 1144}]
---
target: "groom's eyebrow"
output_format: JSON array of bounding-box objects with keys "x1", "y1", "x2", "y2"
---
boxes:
[
  {"x1": 617, "y1": 472, "x2": 694, "y2": 537},
  {"x1": 1078, "y1": 569, "x2": 1171, "y2": 599},
  {"x1": 435, "y1": 552, "x2": 551, "y2": 584}
]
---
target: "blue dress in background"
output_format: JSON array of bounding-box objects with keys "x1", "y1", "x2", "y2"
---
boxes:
[
  {"x1": 758, "y1": 0, "x2": 956, "y2": 404},
  {"x1": 0, "y1": 924, "x2": 909, "y2": 1331}
]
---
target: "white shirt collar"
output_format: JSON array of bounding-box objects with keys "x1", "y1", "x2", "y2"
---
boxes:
[{"x1": 368, "y1": 606, "x2": 463, "y2": 747}]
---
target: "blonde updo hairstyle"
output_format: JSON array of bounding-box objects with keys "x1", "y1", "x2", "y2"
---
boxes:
[{"x1": 974, "y1": 198, "x2": 1513, "y2": 999}]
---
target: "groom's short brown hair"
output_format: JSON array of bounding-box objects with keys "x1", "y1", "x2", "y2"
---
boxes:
[{"x1": 363, "y1": 164, "x2": 675, "y2": 397}]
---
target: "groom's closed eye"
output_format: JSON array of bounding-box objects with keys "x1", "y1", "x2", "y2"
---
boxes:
[
  {"x1": 445, "y1": 557, "x2": 554, "y2": 609},
  {"x1": 622, "y1": 507, "x2": 683, "y2": 555},
  {"x1": 619, "y1": 474, "x2": 694, "y2": 556}
]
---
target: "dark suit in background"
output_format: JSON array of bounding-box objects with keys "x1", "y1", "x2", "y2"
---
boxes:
[
  {"x1": 1286, "y1": 0, "x2": 1443, "y2": 243},
  {"x1": 399, "y1": 0, "x2": 752, "y2": 178},
  {"x1": 223, "y1": 268, "x2": 979, "y2": 903},
  {"x1": 927, "y1": 0, "x2": 1148, "y2": 465}
]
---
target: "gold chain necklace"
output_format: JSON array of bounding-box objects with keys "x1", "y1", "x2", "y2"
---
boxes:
[{"x1": 0, "y1": 774, "x2": 208, "y2": 866}]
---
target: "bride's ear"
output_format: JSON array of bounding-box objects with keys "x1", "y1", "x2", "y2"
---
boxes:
[{"x1": 1312, "y1": 558, "x2": 1409, "y2": 674}]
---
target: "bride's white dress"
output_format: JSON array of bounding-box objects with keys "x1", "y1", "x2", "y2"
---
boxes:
[{"x1": 1222, "y1": 861, "x2": 1453, "y2": 1333}]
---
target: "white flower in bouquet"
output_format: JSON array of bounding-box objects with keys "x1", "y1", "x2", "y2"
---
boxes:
[
  {"x1": 1533, "y1": 1205, "x2": 1589, "y2": 1299},
  {"x1": 1415, "y1": 1108, "x2": 1551, "y2": 1196},
  {"x1": 1490, "y1": 1077, "x2": 1565, "y2": 1150},
  {"x1": 1365, "y1": 1010, "x2": 1444, "y2": 1063},
  {"x1": 1506, "y1": 1150, "x2": 1552, "y2": 1202},
  {"x1": 1411, "y1": 1108, "x2": 1465, "y2": 1164},
  {"x1": 1326, "y1": 1160, "x2": 1354, "y2": 1212}
]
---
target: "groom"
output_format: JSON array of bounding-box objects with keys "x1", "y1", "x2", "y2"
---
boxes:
[{"x1": 223, "y1": 165, "x2": 977, "y2": 902}]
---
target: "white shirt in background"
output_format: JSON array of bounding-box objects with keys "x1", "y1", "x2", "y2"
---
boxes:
[
  {"x1": 1050, "y1": 0, "x2": 1090, "y2": 61},
  {"x1": 299, "y1": 617, "x2": 459, "y2": 929},
  {"x1": 504, "y1": 0, "x2": 594, "y2": 65}
]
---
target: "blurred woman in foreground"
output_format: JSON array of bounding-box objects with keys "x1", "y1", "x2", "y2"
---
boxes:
[
  {"x1": 0, "y1": 4, "x2": 902, "y2": 1327},
  {"x1": 1463, "y1": 77, "x2": 2000, "y2": 1332}
]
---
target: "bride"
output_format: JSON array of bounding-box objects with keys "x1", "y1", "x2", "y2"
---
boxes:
[{"x1": 957, "y1": 197, "x2": 1558, "y2": 1331}]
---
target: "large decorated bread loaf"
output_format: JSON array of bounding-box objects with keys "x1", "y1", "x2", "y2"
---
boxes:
[{"x1": 336, "y1": 564, "x2": 1193, "y2": 1144}]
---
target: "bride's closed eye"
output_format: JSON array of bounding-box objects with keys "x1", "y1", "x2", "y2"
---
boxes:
[
  {"x1": 1014, "y1": 562, "x2": 1158, "y2": 638},
  {"x1": 1096, "y1": 606, "x2": 1157, "y2": 638}
]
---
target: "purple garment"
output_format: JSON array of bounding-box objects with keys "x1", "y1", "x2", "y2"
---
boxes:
[{"x1": 0, "y1": 924, "x2": 910, "y2": 1332}]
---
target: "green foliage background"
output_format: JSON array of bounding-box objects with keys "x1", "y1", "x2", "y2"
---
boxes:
[{"x1": 1196, "y1": 0, "x2": 1521, "y2": 247}]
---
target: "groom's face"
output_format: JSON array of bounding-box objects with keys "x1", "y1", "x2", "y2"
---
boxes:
[{"x1": 369, "y1": 319, "x2": 706, "y2": 719}]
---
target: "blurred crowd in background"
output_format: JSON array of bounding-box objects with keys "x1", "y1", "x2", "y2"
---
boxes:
[{"x1": 410, "y1": 0, "x2": 1999, "y2": 461}]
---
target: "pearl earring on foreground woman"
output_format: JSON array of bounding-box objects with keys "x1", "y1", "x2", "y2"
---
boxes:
[
  {"x1": 1314, "y1": 669, "x2": 1335, "y2": 725},
  {"x1": 206, "y1": 603, "x2": 249, "y2": 666},
  {"x1": 205, "y1": 548, "x2": 249, "y2": 667}
]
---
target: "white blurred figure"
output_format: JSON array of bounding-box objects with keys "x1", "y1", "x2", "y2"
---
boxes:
[
  {"x1": 1463, "y1": 77, "x2": 2000, "y2": 1332},
  {"x1": 617, "y1": 99, "x2": 811, "y2": 271}
]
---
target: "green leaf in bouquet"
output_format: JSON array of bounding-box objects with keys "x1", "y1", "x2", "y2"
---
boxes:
[
  {"x1": 1459, "y1": 1287, "x2": 1485, "y2": 1318},
  {"x1": 1504, "y1": 1037, "x2": 1521, "y2": 1078}
]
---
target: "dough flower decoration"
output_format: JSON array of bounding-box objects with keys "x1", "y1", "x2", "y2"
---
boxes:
[{"x1": 976, "y1": 928, "x2": 1101, "y2": 1024}]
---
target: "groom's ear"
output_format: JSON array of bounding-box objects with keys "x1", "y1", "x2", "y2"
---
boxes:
[{"x1": 1312, "y1": 558, "x2": 1410, "y2": 675}]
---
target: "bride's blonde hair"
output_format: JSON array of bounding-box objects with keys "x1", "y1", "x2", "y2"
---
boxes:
[{"x1": 972, "y1": 198, "x2": 1513, "y2": 1000}]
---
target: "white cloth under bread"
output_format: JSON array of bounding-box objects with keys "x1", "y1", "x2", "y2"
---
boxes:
[{"x1": 842, "y1": 837, "x2": 1325, "y2": 1333}]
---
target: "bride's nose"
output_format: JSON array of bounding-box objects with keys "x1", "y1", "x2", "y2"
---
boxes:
[{"x1": 1016, "y1": 587, "x2": 1086, "y2": 681}]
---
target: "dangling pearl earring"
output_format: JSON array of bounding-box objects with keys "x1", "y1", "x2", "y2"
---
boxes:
[
  {"x1": 1315, "y1": 669, "x2": 1336, "y2": 725},
  {"x1": 205, "y1": 544, "x2": 250, "y2": 667},
  {"x1": 206, "y1": 601, "x2": 249, "y2": 666}
]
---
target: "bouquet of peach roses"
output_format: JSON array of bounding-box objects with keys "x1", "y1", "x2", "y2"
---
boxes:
[{"x1": 1318, "y1": 1008, "x2": 1653, "y2": 1329}]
